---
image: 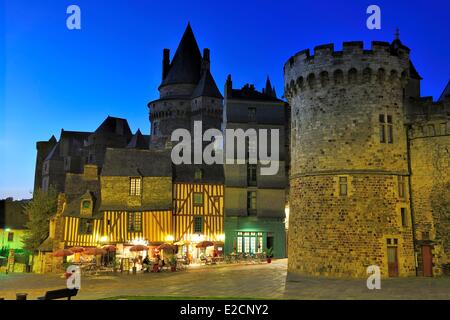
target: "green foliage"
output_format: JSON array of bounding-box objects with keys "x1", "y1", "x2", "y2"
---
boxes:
[
  {"x1": 22, "y1": 188, "x2": 58, "y2": 253},
  {"x1": 264, "y1": 247, "x2": 273, "y2": 258},
  {"x1": 169, "y1": 255, "x2": 178, "y2": 266}
]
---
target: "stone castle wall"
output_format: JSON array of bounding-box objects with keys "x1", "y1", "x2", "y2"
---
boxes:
[
  {"x1": 409, "y1": 112, "x2": 450, "y2": 275},
  {"x1": 285, "y1": 41, "x2": 416, "y2": 277}
]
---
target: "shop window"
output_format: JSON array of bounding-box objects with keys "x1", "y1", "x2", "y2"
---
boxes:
[
  {"x1": 128, "y1": 212, "x2": 142, "y2": 232},
  {"x1": 130, "y1": 177, "x2": 142, "y2": 196},
  {"x1": 339, "y1": 177, "x2": 348, "y2": 196},
  {"x1": 79, "y1": 219, "x2": 93, "y2": 235},
  {"x1": 193, "y1": 216, "x2": 203, "y2": 233},
  {"x1": 247, "y1": 191, "x2": 257, "y2": 215},
  {"x1": 7, "y1": 232, "x2": 14, "y2": 242},
  {"x1": 247, "y1": 164, "x2": 257, "y2": 186},
  {"x1": 193, "y1": 193, "x2": 204, "y2": 206},
  {"x1": 236, "y1": 232, "x2": 263, "y2": 254}
]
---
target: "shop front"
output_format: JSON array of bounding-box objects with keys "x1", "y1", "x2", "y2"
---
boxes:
[{"x1": 224, "y1": 217, "x2": 286, "y2": 258}]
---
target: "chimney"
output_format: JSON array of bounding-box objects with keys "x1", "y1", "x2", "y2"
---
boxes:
[
  {"x1": 225, "y1": 74, "x2": 233, "y2": 99},
  {"x1": 162, "y1": 49, "x2": 170, "y2": 81},
  {"x1": 201, "y1": 48, "x2": 210, "y2": 74}
]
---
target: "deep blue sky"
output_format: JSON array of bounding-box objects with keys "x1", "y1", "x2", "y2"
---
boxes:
[{"x1": 1, "y1": 0, "x2": 449, "y2": 199}]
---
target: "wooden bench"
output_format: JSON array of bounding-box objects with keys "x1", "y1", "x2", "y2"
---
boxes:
[{"x1": 38, "y1": 289, "x2": 78, "y2": 300}]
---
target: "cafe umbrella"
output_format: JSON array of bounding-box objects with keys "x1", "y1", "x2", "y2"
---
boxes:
[
  {"x1": 196, "y1": 241, "x2": 214, "y2": 248},
  {"x1": 53, "y1": 249, "x2": 74, "y2": 257}
]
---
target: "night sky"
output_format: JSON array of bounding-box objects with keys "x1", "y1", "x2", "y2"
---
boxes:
[{"x1": 1, "y1": 0, "x2": 449, "y2": 199}]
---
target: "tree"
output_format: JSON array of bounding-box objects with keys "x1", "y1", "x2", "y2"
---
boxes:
[{"x1": 23, "y1": 188, "x2": 58, "y2": 253}]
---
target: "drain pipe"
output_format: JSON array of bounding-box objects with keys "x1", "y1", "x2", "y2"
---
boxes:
[{"x1": 406, "y1": 123, "x2": 419, "y2": 276}]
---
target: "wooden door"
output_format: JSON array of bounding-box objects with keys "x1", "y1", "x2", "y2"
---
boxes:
[
  {"x1": 387, "y1": 246, "x2": 399, "y2": 277},
  {"x1": 422, "y1": 245, "x2": 433, "y2": 277}
]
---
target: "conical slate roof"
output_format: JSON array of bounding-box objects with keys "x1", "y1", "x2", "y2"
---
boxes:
[
  {"x1": 191, "y1": 69, "x2": 223, "y2": 99},
  {"x1": 160, "y1": 23, "x2": 202, "y2": 87}
]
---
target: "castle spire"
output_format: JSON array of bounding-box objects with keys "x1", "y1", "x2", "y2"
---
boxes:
[
  {"x1": 265, "y1": 76, "x2": 276, "y2": 98},
  {"x1": 395, "y1": 27, "x2": 400, "y2": 40}
]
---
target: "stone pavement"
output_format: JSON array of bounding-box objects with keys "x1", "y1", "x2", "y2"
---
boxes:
[{"x1": 1, "y1": 259, "x2": 450, "y2": 300}]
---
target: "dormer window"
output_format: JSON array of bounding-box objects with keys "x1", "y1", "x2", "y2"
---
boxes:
[{"x1": 82, "y1": 201, "x2": 91, "y2": 209}]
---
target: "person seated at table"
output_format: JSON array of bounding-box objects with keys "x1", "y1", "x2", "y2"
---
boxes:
[{"x1": 151, "y1": 254, "x2": 161, "y2": 273}]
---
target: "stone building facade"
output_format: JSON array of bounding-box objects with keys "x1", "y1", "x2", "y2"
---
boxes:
[
  {"x1": 223, "y1": 76, "x2": 288, "y2": 258},
  {"x1": 285, "y1": 37, "x2": 449, "y2": 278}
]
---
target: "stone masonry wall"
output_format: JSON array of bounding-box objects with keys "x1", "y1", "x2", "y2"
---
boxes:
[{"x1": 285, "y1": 41, "x2": 416, "y2": 278}]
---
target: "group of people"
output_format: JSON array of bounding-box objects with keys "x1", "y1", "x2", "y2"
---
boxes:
[{"x1": 142, "y1": 254, "x2": 165, "y2": 273}]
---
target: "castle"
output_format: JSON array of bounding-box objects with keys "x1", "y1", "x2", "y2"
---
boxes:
[
  {"x1": 285, "y1": 37, "x2": 450, "y2": 277},
  {"x1": 32, "y1": 24, "x2": 288, "y2": 273}
]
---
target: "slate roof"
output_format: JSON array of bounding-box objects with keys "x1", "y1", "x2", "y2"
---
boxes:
[
  {"x1": 95, "y1": 116, "x2": 132, "y2": 138},
  {"x1": 409, "y1": 61, "x2": 422, "y2": 80},
  {"x1": 44, "y1": 142, "x2": 61, "y2": 161},
  {"x1": 101, "y1": 148, "x2": 172, "y2": 177},
  {"x1": 63, "y1": 190, "x2": 102, "y2": 218},
  {"x1": 230, "y1": 84, "x2": 284, "y2": 102},
  {"x1": 439, "y1": 80, "x2": 450, "y2": 101},
  {"x1": 160, "y1": 23, "x2": 203, "y2": 87},
  {"x1": 191, "y1": 69, "x2": 223, "y2": 99}
]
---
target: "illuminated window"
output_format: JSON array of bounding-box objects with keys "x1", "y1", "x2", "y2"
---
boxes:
[
  {"x1": 339, "y1": 177, "x2": 348, "y2": 196},
  {"x1": 130, "y1": 178, "x2": 142, "y2": 196},
  {"x1": 398, "y1": 176, "x2": 406, "y2": 198},
  {"x1": 237, "y1": 236, "x2": 243, "y2": 253},
  {"x1": 128, "y1": 212, "x2": 142, "y2": 232},
  {"x1": 247, "y1": 164, "x2": 257, "y2": 186},
  {"x1": 193, "y1": 193, "x2": 204, "y2": 206},
  {"x1": 7, "y1": 232, "x2": 14, "y2": 242},
  {"x1": 193, "y1": 216, "x2": 203, "y2": 233},
  {"x1": 247, "y1": 191, "x2": 257, "y2": 215},
  {"x1": 79, "y1": 219, "x2": 93, "y2": 235}
]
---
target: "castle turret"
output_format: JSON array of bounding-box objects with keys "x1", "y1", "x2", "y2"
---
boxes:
[{"x1": 284, "y1": 40, "x2": 416, "y2": 278}]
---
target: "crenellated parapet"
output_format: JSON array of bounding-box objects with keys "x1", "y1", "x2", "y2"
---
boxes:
[{"x1": 284, "y1": 41, "x2": 411, "y2": 99}]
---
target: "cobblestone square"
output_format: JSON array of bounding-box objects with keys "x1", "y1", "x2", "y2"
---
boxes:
[{"x1": 1, "y1": 260, "x2": 450, "y2": 300}]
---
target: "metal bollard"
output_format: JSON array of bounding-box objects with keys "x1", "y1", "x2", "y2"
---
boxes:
[{"x1": 16, "y1": 293, "x2": 28, "y2": 301}]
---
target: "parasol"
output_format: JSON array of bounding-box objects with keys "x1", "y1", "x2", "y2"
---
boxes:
[
  {"x1": 196, "y1": 241, "x2": 214, "y2": 248},
  {"x1": 53, "y1": 249, "x2": 74, "y2": 257},
  {"x1": 129, "y1": 245, "x2": 148, "y2": 252},
  {"x1": 83, "y1": 248, "x2": 107, "y2": 256}
]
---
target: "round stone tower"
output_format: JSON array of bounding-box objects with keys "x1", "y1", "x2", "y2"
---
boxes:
[{"x1": 284, "y1": 40, "x2": 416, "y2": 277}]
